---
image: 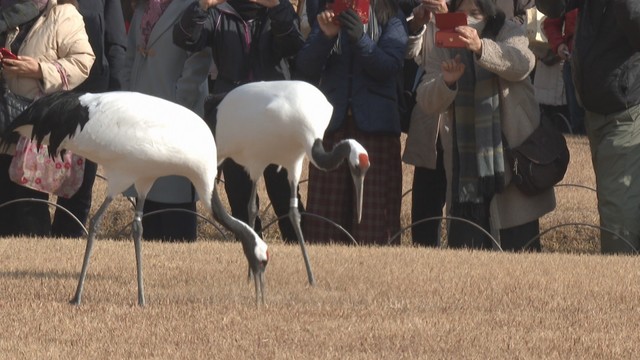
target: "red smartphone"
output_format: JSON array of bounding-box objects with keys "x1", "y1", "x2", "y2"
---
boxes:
[
  {"x1": 434, "y1": 13, "x2": 467, "y2": 48},
  {"x1": 0, "y1": 47, "x2": 18, "y2": 60},
  {"x1": 328, "y1": 0, "x2": 370, "y2": 24}
]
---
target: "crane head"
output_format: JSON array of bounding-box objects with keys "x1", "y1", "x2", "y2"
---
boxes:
[
  {"x1": 346, "y1": 140, "x2": 370, "y2": 223},
  {"x1": 244, "y1": 237, "x2": 269, "y2": 306}
]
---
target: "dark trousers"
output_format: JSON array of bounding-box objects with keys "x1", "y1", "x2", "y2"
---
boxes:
[
  {"x1": 562, "y1": 61, "x2": 586, "y2": 135},
  {"x1": 222, "y1": 159, "x2": 302, "y2": 242},
  {"x1": 140, "y1": 198, "x2": 198, "y2": 242},
  {"x1": 51, "y1": 159, "x2": 98, "y2": 238},
  {"x1": 411, "y1": 142, "x2": 446, "y2": 247},
  {"x1": 448, "y1": 201, "x2": 541, "y2": 252},
  {"x1": 0, "y1": 154, "x2": 51, "y2": 236}
]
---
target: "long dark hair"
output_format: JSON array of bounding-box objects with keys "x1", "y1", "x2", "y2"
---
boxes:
[
  {"x1": 374, "y1": 0, "x2": 400, "y2": 25},
  {"x1": 450, "y1": 0, "x2": 505, "y2": 40}
]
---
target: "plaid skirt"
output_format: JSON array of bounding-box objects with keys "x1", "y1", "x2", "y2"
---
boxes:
[{"x1": 303, "y1": 118, "x2": 402, "y2": 245}]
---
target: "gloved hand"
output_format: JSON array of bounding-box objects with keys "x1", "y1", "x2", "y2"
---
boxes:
[{"x1": 339, "y1": 9, "x2": 364, "y2": 44}]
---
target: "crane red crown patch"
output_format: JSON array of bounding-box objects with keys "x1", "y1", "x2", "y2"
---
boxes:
[{"x1": 359, "y1": 153, "x2": 370, "y2": 169}]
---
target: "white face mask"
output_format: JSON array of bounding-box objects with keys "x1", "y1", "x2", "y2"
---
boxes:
[{"x1": 466, "y1": 16, "x2": 486, "y2": 31}]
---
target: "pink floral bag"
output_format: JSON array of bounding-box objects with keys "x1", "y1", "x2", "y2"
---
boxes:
[{"x1": 9, "y1": 136, "x2": 85, "y2": 198}]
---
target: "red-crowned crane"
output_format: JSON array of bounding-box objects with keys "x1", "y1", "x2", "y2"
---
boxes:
[
  {"x1": 0, "y1": 91, "x2": 269, "y2": 306},
  {"x1": 216, "y1": 80, "x2": 371, "y2": 286}
]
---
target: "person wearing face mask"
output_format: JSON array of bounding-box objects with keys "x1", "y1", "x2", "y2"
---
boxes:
[
  {"x1": 173, "y1": 0, "x2": 306, "y2": 243},
  {"x1": 414, "y1": 0, "x2": 556, "y2": 251},
  {"x1": 402, "y1": 0, "x2": 531, "y2": 248}
]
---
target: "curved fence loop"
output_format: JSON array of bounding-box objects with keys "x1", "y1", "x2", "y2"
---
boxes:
[
  {"x1": 551, "y1": 112, "x2": 573, "y2": 135},
  {"x1": 115, "y1": 208, "x2": 228, "y2": 240},
  {"x1": 388, "y1": 215, "x2": 503, "y2": 251},
  {"x1": 261, "y1": 211, "x2": 358, "y2": 246},
  {"x1": 554, "y1": 183, "x2": 597, "y2": 193},
  {"x1": 401, "y1": 188, "x2": 412, "y2": 200},
  {"x1": 522, "y1": 222, "x2": 638, "y2": 254},
  {"x1": 0, "y1": 198, "x2": 88, "y2": 236}
]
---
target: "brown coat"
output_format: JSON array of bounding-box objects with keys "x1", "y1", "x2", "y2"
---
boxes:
[{"x1": 415, "y1": 20, "x2": 556, "y2": 230}]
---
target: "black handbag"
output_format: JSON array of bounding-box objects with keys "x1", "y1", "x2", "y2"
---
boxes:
[
  {"x1": 505, "y1": 119, "x2": 570, "y2": 196},
  {"x1": 0, "y1": 80, "x2": 32, "y2": 133}
]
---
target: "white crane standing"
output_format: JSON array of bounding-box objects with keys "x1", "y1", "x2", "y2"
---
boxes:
[
  {"x1": 0, "y1": 91, "x2": 269, "y2": 306},
  {"x1": 216, "y1": 80, "x2": 370, "y2": 285}
]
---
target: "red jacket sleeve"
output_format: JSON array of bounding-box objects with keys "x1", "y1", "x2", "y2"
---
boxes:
[{"x1": 542, "y1": 16, "x2": 566, "y2": 54}]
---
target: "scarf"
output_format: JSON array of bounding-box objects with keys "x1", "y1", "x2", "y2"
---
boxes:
[
  {"x1": 140, "y1": 0, "x2": 172, "y2": 46},
  {"x1": 450, "y1": 47, "x2": 505, "y2": 220}
]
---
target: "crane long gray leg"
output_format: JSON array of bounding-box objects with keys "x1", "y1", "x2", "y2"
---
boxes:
[
  {"x1": 70, "y1": 195, "x2": 113, "y2": 305},
  {"x1": 247, "y1": 182, "x2": 258, "y2": 229},
  {"x1": 132, "y1": 196, "x2": 146, "y2": 306},
  {"x1": 254, "y1": 270, "x2": 266, "y2": 306},
  {"x1": 247, "y1": 182, "x2": 259, "y2": 283},
  {"x1": 289, "y1": 181, "x2": 315, "y2": 286}
]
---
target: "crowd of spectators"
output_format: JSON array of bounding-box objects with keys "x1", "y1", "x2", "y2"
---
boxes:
[{"x1": 0, "y1": 0, "x2": 637, "y2": 254}]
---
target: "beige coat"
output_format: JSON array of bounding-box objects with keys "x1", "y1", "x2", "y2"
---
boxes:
[
  {"x1": 3, "y1": 0, "x2": 95, "y2": 99},
  {"x1": 415, "y1": 20, "x2": 556, "y2": 230},
  {"x1": 402, "y1": 20, "x2": 442, "y2": 170}
]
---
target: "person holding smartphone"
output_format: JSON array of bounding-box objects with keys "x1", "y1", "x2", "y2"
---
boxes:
[
  {"x1": 0, "y1": 0, "x2": 95, "y2": 237},
  {"x1": 295, "y1": 0, "x2": 408, "y2": 245},
  {"x1": 413, "y1": 0, "x2": 555, "y2": 251}
]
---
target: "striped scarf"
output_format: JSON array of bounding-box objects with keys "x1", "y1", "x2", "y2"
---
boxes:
[{"x1": 450, "y1": 48, "x2": 505, "y2": 212}]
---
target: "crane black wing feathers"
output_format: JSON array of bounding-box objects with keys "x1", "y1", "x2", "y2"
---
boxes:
[{"x1": 0, "y1": 91, "x2": 89, "y2": 157}]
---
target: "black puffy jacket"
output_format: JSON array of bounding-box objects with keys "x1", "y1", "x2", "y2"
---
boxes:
[{"x1": 173, "y1": 0, "x2": 304, "y2": 96}]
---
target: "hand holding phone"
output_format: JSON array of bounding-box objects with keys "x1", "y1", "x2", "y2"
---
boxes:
[
  {"x1": 328, "y1": 0, "x2": 369, "y2": 24},
  {"x1": 0, "y1": 47, "x2": 18, "y2": 60},
  {"x1": 434, "y1": 13, "x2": 467, "y2": 48}
]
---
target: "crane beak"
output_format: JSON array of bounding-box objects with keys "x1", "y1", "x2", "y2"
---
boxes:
[
  {"x1": 252, "y1": 267, "x2": 266, "y2": 306},
  {"x1": 350, "y1": 164, "x2": 369, "y2": 223}
]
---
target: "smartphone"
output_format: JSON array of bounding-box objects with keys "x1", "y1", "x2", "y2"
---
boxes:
[
  {"x1": 434, "y1": 13, "x2": 467, "y2": 48},
  {"x1": 0, "y1": 47, "x2": 18, "y2": 60},
  {"x1": 328, "y1": 0, "x2": 370, "y2": 24}
]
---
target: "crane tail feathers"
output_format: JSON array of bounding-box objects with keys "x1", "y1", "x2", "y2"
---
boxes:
[{"x1": 0, "y1": 91, "x2": 88, "y2": 156}]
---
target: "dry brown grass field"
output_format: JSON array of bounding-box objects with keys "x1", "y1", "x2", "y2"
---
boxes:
[{"x1": 3, "y1": 135, "x2": 639, "y2": 359}]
